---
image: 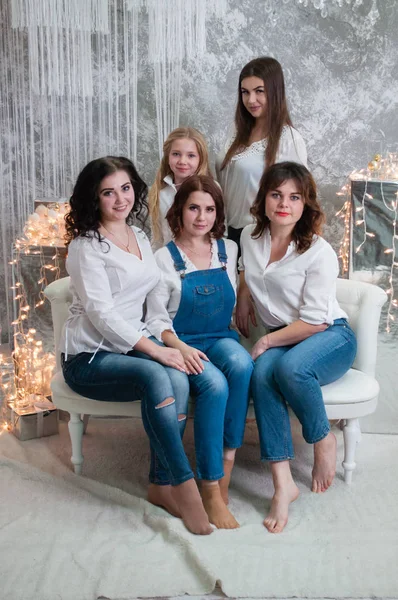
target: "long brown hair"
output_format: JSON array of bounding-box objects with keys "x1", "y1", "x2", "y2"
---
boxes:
[
  {"x1": 251, "y1": 162, "x2": 324, "y2": 254},
  {"x1": 167, "y1": 175, "x2": 226, "y2": 240},
  {"x1": 221, "y1": 57, "x2": 292, "y2": 170},
  {"x1": 148, "y1": 127, "x2": 211, "y2": 245}
]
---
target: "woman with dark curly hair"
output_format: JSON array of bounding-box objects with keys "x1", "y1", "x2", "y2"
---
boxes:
[
  {"x1": 60, "y1": 156, "x2": 212, "y2": 536},
  {"x1": 145, "y1": 174, "x2": 254, "y2": 530},
  {"x1": 236, "y1": 162, "x2": 357, "y2": 534}
]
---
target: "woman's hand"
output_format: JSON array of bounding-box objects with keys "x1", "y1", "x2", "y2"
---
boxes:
[
  {"x1": 251, "y1": 335, "x2": 270, "y2": 361},
  {"x1": 160, "y1": 330, "x2": 208, "y2": 375},
  {"x1": 152, "y1": 346, "x2": 186, "y2": 372},
  {"x1": 180, "y1": 345, "x2": 209, "y2": 375},
  {"x1": 236, "y1": 290, "x2": 257, "y2": 338}
]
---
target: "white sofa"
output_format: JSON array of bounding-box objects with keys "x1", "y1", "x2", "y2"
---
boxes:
[{"x1": 45, "y1": 277, "x2": 387, "y2": 483}]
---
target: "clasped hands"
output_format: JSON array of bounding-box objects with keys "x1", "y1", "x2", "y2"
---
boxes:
[
  {"x1": 155, "y1": 285, "x2": 272, "y2": 372},
  {"x1": 153, "y1": 342, "x2": 208, "y2": 375}
]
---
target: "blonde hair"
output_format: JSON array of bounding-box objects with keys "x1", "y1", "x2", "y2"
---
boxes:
[{"x1": 149, "y1": 127, "x2": 211, "y2": 245}]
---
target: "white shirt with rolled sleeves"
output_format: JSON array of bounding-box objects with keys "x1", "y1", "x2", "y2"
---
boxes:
[
  {"x1": 59, "y1": 227, "x2": 159, "y2": 358},
  {"x1": 145, "y1": 238, "x2": 239, "y2": 342},
  {"x1": 239, "y1": 225, "x2": 347, "y2": 329},
  {"x1": 215, "y1": 126, "x2": 308, "y2": 229}
]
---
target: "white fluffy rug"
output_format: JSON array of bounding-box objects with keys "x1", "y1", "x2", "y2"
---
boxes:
[{"x1": 1, "y1": 417, "x2": 397, "y2": 600}]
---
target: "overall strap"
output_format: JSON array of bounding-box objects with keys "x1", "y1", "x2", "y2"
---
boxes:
[
  {"x1": 166, "y1": 241, "x2": 186, "y2": 274},
  {"x1": 216, "y1": 238, "x2": 228, "y2": 267}
]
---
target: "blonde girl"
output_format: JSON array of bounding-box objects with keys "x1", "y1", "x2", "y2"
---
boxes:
[{"x1": 149, "y1": 127, "x2": 212, "y2": 249}]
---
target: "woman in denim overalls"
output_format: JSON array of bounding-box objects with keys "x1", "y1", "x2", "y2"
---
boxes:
[{"x1": 146, "y1": 175, "x2": 254, "y2": 529}]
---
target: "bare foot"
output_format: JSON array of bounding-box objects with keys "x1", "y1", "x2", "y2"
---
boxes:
[
  {"x1": 171, "y1": 479, "x2": 213, "y2": 535},
  {"x1": 201, "y1": 482, "x2": 240, "y2": 529},
  {"x1": 147, "y1": 483, "x2": 181, "y2": 517},
  {"x1": 312, "y1": 432, "x2": 337, "y2": 493},
  {"x1": 219, "y1": 457, "x2": 235, "y2": 505},
  {"x1": 264, "y1": 481, "x2": 299, "y2": 534}
]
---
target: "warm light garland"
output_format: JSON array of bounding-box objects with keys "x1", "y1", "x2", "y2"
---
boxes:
[
  {"x1": 336, "y1": 157, "x2": 398, "y2": 333},
  {"x1": 0, "y1": 202, "x2": 67, "y2": 430},
  {"x1": 335, "y1": 183, "x2": 351, "y2": 275},
  {"x1": 0, "y1": 352, "x2": 15, "y2": 432}
]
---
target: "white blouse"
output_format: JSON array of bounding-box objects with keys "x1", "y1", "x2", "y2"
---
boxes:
[
  {"x1": 59, "y1": 227, "x2": 160, "y2": 357},
  {"x1": 152, "y1": 175, "x2": 177, "y2": 251},
  {"x1": 145, "y1": 238, "x2": 238, "y2": 341},
  {"x1": 215, "y1": 126, "x2": 308, "y2": 229},
  {"x1": 240, "y1": 225, "x2": 347, "y2": 328}
]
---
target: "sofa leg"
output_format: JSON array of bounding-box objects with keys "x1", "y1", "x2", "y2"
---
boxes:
[
  {"x1": 82, "y1": 414, "x2": 90, "y2": 434},
  {"x1": 342, "y1": 418, "x2": 361, "y2": 484},
  {"x1": 68, "y1": 412, "x2": 84, "y2": 475}
]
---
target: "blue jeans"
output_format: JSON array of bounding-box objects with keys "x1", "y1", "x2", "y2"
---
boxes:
[
  {"x1": 188, "y1": 337, "x2": 254, "y2": 480},
  {"x1": 61, "y1": 350, "x2": 192, "y2": 486},
  {"x1": 250, "y1": 319, "x2": 357, "y2": 461}
]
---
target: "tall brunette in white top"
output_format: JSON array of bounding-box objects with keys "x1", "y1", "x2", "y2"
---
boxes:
[
  {"x1": 149, "y1": 127, "x2": 212, "y2": 250},
  {"x1": 237, "y1": 162, "x2": 357, "y2": 534},
  {"x1": 61, "y1": 157, "x2": 212, "y2": 536},
  {"x1": 216, "y1": 57, "x2": 307, "y2": 253}
]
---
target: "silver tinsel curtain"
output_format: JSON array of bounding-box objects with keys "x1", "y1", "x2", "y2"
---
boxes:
[{"x1": 0, "y1": 0, "x2": 227, "y2": 342}]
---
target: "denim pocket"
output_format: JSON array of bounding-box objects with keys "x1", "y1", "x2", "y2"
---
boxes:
[
  {"x1": 327, "y1": 320, "x2": 357, "y2": 358},
  {"x1": 62, "y1": 352, "x2": 93, "y2": 384},
  {"x1": 193, "y1": 284, "x2": 224, "y2": 316},
  {"x1": 332, "y1": 318, "x2": 348, "y2": 327}
]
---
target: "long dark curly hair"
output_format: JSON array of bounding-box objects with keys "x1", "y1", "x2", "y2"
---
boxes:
[
  {"x1": 251, "y1": 162, "x2": 325, "y2": 254},
  {"x1": 65, "y1": 156, "x2": 148, "y2": 246}
]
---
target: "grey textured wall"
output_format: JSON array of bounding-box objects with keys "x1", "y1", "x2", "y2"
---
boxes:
[
  {"x1": 135, "y1": 0, "x2": 398, "y2": 248},
  {"x1": 1, "y1": 0, "x2": 398, "y2": 332}
]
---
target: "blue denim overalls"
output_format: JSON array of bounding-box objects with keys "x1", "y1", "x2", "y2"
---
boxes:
[
  {"x1": 166, "y1": 238, "x2": 239, "y2": 349},
  {"x1": 166, "y1": 238, "x2": 253, "y2": 481}
]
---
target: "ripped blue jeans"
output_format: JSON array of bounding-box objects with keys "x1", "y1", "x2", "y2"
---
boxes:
[{"x1": 61, "y1": 350, "x2": 192, "y2": 486}]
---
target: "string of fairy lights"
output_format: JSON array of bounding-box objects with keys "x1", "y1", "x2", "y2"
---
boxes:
[
  {"x1": 0, "y1": 203, "x2": 68, "y2": 433},
  {"x1": 336, "y1": 153, "x2": 398, "y2": 333}
]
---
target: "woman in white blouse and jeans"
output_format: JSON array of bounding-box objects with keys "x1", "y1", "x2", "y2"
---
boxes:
[
  {"x1": 60, "y1": 156, "x2": 212, "y2": 536},
  {"x1": 216, "y1": 56, "x2": 307, "y2": 254},
  {"x1": 237, "y1": 162, "x2": 357, "y2": 534}
]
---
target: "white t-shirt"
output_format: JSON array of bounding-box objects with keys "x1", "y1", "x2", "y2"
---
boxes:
[
  {"x1": 152, "y1": 175, "x2": 177, "y2": 251},
  {"x1": 145, "y1": 238, "x2": 238, "y2": 341},
  {"x1": 215, "y1": 125, "x2": 308, "y2": 229},
  {"x1": 59, "y1": 227, "x2": 159, "y2": 357},
  {"x1": 240, "y1": 225, "x2": 347, "y2": 329}
]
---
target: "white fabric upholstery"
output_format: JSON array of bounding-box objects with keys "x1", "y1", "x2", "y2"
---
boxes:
[{"x1": 44, "y1": 276, "x2": 387, "y2": 481}]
